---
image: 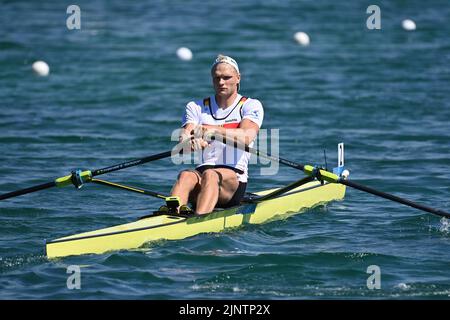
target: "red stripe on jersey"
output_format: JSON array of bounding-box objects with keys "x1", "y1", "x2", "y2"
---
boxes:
[{"x1": 222, "y1": 123, "x2": 240, "y2": 128}]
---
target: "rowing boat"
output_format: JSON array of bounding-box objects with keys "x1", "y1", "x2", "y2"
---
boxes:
[
  {"x1": 45, "y1": 180, "x2": 346, "y2": 258},
  {"x1": 2, "y1": 141, "x2": 449, "y2": 259}
]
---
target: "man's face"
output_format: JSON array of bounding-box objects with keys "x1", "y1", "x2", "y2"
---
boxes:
[{"x1": 211, "y1": 63, "x2": 240, "y2": 97}]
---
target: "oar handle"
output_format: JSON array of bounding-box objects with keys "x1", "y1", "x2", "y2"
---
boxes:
[
  {"x1": 0, "y1": 181, "x2": 56, "y2": 201},
  {"x1": 341, "y1": 179, "x2": 450, "y2": 219}
]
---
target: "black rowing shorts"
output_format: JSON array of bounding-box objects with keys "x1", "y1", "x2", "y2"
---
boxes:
[{"x1": 195, "y1": 165, "x2": 247, "y2": 208}]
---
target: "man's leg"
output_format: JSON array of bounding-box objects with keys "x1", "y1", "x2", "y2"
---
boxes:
[
  {"x1": 171, "y1": 170, "x2": 201, "y2": 207},
  {"x1": 195, "y1": 168, "x2": 239, "y2": 215}
]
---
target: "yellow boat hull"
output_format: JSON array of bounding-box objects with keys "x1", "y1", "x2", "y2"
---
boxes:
[{"x1": 45, "y1": 181, "x2": 346, "y2": 258}]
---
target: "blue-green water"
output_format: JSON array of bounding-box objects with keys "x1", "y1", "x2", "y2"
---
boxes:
[{"x1": 1, "y1": 0, "x2": 449, "y2": 299}]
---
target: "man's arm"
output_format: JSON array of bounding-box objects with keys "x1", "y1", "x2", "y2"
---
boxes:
[{"x1": 201, "y1": 119, "x2": 259, "y2": 147}]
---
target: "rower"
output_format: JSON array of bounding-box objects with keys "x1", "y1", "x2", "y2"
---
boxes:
[{"x1": 169, "y1": 54, "x2": 264, "y2": 215}]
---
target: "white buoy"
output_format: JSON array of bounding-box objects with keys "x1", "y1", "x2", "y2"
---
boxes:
[
  {"x1": 294, "y1": 32, "x2": 310, "y2": 46},
  {"x1": 402, "y1": 19, "x2": 416, "y2": 31},
  {"x1": 176, "y1": 47, "x2": 193, "y2": 61},
  {"x1": 396, "y1": 283, "x2": 410, "y2": 290},
  {"x1": 32, "y1": 61, "x2": 50, "y2": 76},
  {"x1": 341, "y1": 169, "x2": 350, "y2": 179}
]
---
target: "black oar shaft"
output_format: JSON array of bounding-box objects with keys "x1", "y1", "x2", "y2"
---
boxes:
[
  {"x1": 213, "y1": 134, "x2": 449, "y2": 219},
  {"x1": 92, "y1": 150, "x2": 173, "y2": 177},
  {"x1": 258, "y1": 151, "x2": 304, "y2": 171},
  {"x1": 0, "y1": 150, "x2": 175, "y2": 201},
  {"x1": 341, "y1": 180, "x2": 450, "y2": 219},
  {"x1": 0, "y1": 181, "x2": 56, "y2": 201},
  {"x1": 216, "y1": 138, "x2": 304, "y2": 171}
]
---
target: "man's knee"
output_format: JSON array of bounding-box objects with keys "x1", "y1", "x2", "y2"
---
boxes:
[
  {"x1": 177, "y1": 170, "x2": 199, "y2": 183},
  {"x1": 201, "y1": 169, "x2": 220, "y2": 184}
]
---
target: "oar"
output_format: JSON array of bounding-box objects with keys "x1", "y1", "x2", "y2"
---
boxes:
[
  {"x1": 0, "y1": 150, "x2": 173, "y2": 201},
  {"x1": 211, "y1": 133, "x2": 450, "y2": 219},
  {"x1": 339, "y1": 179, "x2": 450, "y2": 218}
]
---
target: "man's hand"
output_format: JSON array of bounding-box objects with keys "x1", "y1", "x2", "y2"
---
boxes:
[
  {"x1": 179, "y1": 125, "x2": 211, "y2": 151},
  {"x1": 187, "y1": 124, "x2": 216, "y2": 143},
  {"x1": 178, "y1": 130, "x2": 191, "y2": 144},
  {"x1": 191, "y1": 138, "x2": 209, "y2": 151}
]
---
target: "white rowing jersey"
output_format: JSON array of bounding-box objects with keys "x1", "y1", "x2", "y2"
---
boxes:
[{"x1": 181, "y1": 94, "x2": 264, "y2": 182}]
